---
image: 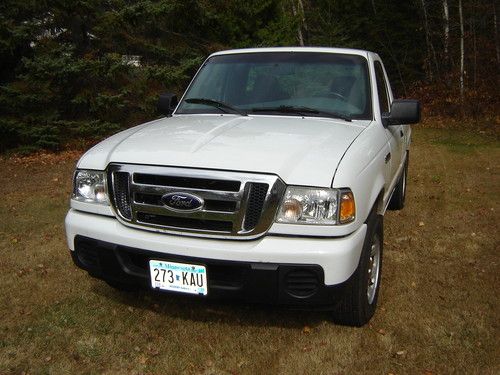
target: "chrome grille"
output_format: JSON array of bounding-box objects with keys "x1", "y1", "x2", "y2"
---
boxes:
[{"x1": 107, "y1": 164, "x2": 286, "y2": 239}]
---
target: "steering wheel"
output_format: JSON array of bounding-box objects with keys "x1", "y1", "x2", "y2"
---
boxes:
[{"x1": 325, "y1": 92, "x2": 348, "y2": 102}]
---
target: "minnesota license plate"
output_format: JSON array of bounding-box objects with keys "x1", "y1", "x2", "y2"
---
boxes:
[{"x1": 149, "y1": 260, "x2": 207, "y2": 295}]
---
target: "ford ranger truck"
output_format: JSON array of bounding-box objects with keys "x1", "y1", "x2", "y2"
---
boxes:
[{"x1": 65, "y1": 47, "x2": 420, "y2": 326}]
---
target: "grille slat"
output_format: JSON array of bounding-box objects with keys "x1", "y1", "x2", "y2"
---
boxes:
[
  {"x1": 133, "y1": 201, "x2": 237, "y2": 221},
  {"x1": 108, "y1": 164, "x2": 285, "y2": 239},
  {"x1": 134, "y1": 193, "x2": 237, "y2": 213},
  {"x1": 131, "y1": 183, "x2": 241, "y2": 201},
  {"x1": 137, "y1": 212, "x2": 233, "y2": 232},
  {"x1": 134, "y1": 173, "x2": 240, "y2": 192}
]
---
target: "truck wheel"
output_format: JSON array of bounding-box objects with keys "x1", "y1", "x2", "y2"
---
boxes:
[
  {"x1": 332, "y1": 211, "x2": 383, "y2": 326},
  {"x1": 388, "y1": 152, "x2": 408, "y2": 210}
]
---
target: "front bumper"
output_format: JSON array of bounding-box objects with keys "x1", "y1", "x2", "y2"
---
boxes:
[{"x1": 65, "y1": 209, "x2": 367, "y2": 305}]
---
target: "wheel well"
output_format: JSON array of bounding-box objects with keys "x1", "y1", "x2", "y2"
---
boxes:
[
  {"x1": 375, "y1": 190, "x2": 385, "y2": 216},
  {"x1": 363, "y1": 190, "x2": 385, "y2": 224}
]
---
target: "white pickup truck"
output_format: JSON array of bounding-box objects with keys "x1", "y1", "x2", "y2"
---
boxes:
[{"x1": 65, "y1": 47, "x2": 420, "y2": 326}]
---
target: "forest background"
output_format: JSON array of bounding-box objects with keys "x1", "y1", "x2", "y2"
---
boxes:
[{"x1": 1, "y1": 0, "x2": 498, "y2": 153}]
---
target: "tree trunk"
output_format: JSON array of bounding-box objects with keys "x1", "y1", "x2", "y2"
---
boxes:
[
  {"x1": 297, "y1": 0, "x2": 308, "y2": 44},
  {"x1": 291, "y1": 0, "x2": 304, "y2": 46},
  {"x1": 420, "y1": 0, "x2": 439, "y2": 80},
  {"x1": 494, "y1": 1, "x2": 500, "y2": 65},
  {"x1": 443, "y1": 0, "x2": 449, "y2": 63},
  {"x1": 472, "y1": 7, "x2": 477, "y2": 89},
  {"x1": 459, "y1": 0, "x2": 465, "y2": 101}
]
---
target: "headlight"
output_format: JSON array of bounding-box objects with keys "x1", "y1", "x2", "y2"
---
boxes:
[
  {"x1": 72, "y1": 170, "x2": 108, "y2": 204},
  {"x1": 276, "y1": 187, "x2": 355, "y2": 225}
]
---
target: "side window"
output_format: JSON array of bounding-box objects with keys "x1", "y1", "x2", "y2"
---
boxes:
[{"x1": 374, "y1": 61, "x2": 389, "y2": 114}]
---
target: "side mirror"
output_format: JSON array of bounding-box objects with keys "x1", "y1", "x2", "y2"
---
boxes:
[
  {"x1": 382, "y1": 99, "x2": 421, "y2": 126},
  {"x1": 157, "y1": 93, "x2": 178, "y2": 116}
]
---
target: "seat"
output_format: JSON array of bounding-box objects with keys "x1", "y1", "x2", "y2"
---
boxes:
[
  {"x1": 329, "y1": 76, "x2": 356, "y2": 98},
  {"x1": 330, "y1": 75, "x2": 366, "y2": 113},
  {"x1": 251, "y1": 74, "x2": 289, "y2": 103}
]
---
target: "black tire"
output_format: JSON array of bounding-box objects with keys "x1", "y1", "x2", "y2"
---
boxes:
[
  {"x1": 105, "y1": 279, "x2": 139, "y2": 292},
  {"x1": 332, "y1": 209, "x2": 383, "y2": 327},
  {"x1": 388, "y1": 152, "x2": 409, "y2": 210}
]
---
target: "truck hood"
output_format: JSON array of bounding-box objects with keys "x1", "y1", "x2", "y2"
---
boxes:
[{"x1": 78, "y1": 114, "x2": 368, "y2": 187}]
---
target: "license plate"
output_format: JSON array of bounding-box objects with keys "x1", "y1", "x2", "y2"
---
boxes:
[{"x1": 149, "y1": 260, "x2": 207, "y2": 295}]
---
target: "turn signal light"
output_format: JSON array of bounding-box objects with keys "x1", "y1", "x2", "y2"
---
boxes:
[{"x1": 339, "y1": 191, "x2": 355, "y2": 223}]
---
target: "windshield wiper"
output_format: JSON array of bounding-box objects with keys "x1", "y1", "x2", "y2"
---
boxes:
[
  {"x1": 185, "y1": 98, "x2": 247, "y2": 116},
  {"x1": 250, "y1": 105, "x2": 351, "y2": 122}
]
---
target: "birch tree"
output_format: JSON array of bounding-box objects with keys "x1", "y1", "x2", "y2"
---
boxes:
[
  {"x1": 291, "y1": 0, "x2": 308, "y2": 46},
  {"x1": 443, "y1": 0, "x2": 449, "y2": 63}
]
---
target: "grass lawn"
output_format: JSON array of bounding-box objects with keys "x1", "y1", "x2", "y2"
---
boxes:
[{"x1": 0, "y1": 127, "x2": 498, "y2": 374}]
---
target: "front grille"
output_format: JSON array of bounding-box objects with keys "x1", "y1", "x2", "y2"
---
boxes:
[{"x1": 108, "y1": 164, "x2": 285, "y2": 239}]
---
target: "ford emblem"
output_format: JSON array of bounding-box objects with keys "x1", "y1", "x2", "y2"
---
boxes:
[{"x1": 161, "y1": 192, "x2": 204, "y2": 212}]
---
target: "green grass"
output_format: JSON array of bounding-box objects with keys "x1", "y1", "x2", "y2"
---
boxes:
[
  {"x1": 425, "y1": 127, "x2": 499, "y2": 154},
  {"x1": 0, "y1": 127, "x2": 499, "y2": 374}
]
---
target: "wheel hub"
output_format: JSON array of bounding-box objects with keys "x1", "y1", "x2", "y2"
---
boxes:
[{"x1": 367, "y1": 235, "x2": 381, "y2": 304}]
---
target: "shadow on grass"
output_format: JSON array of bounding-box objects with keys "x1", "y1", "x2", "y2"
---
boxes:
[{"x1": 90, "y1": 280, "x2": 332, "y2": 329}]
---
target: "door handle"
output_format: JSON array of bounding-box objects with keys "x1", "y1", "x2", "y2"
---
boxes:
[
  {"x1": 399, "y1": 129, "x2": 404, "y2": 138},
  {"x1": 385, "y1": 152, "x2": 391, "y2": 164}
]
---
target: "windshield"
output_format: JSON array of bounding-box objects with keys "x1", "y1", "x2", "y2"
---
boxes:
[{"x1": 176, "y1": 52, "x2": 372, "y2": 120}]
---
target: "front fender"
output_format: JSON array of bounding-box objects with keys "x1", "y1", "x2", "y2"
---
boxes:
[{"x1": 332, "y1": 123, "x2": 388, "y2": 225}]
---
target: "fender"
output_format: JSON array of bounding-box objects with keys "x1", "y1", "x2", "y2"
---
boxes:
[{"x1": 332, "y1": 121, "x2": 389, "y2": 226}]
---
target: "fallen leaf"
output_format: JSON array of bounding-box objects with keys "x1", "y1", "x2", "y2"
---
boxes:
[
  {"x1": 303, "y1": 325, "x2": 312, "y2": 334},
  {"x1": 418, "y1": 221, "x2": 425, "y2": 227},
  {"x1": 377, "y1": 328, "x2": 386, "y2": 335},
  {"x1": 45, "y1": 356, "x2": 52, "y2": 362},
  {"x1": 396, "y1": 350, "x2": 406, "y2": 356}
]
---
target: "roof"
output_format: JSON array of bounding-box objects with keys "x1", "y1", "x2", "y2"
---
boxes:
[{"x1": 210, "y1": 46, "x2": 372, "y2": 58}]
